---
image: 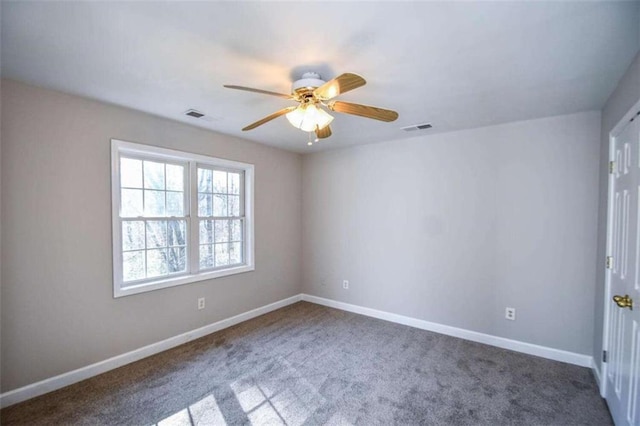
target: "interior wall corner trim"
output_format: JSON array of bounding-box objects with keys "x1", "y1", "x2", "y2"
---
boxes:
[
  {"x1": 0, "y1": 294, "x2": 303, "y2": 409},
  {"x1": 301, "y1": 294, "x2": 593, "y2": 368},
  {"x1": 592, "y1": 358, "x2": 604, "y2": 397}
]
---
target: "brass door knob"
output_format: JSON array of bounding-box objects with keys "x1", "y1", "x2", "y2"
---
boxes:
[{"x1": 613, "y1": 294, "x2": 633, "y2": 310}]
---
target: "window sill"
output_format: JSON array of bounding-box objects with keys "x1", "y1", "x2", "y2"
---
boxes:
[{"x1": 113, "y1": 264, "x2": 255, "y2": 298}]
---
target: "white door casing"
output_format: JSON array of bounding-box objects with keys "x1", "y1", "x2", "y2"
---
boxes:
[{"x1": 605, "y1": 105, "x2": 640, "y2": 426}]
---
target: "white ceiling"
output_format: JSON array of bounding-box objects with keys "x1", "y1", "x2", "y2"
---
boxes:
[{"x1": 2, "y1": 1, "x2": 639, "y2": 153}]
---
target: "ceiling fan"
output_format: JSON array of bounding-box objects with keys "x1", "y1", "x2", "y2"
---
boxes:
[{"x1": 224, "y1": 72, "x2": 399, "y2": 144}]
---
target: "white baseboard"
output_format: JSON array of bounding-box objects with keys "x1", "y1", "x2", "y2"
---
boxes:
[
  {"x1": 0, "y1": 294, "x2": 302, "y2": 409},
  {"x1": 1, "y1": 292, "x2": 595, "y2": 409},
  {"x1": 301, "y1": 294, "x2": 593, "y2": 368}
]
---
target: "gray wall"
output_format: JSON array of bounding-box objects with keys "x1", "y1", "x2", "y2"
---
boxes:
[
  {"x1": 0, "y1": 79, "x2": 303, "y2": 392},
  {"x1": 302, "y1": 111, "x2": 601, "y2": 355},
  {"x1": 594, "y1": 51, "x2": 640, "y2": 373},
  {"x1": 1, "y1": 71, "x2": 625, "y2": 393}
]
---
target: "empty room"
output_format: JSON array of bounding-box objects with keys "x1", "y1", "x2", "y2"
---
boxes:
[{"x1": 1, "y1": 1, "x2": 640, "y2": 425}]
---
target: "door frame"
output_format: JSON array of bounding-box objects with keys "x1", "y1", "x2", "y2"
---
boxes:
[{"x1": 601, "y1": 97, "x2": 640, "y2": 398}]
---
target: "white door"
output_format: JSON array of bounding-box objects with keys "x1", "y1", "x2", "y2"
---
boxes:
[{"x1": 606, "y1": 113, "x2": 640, "y2": 426}]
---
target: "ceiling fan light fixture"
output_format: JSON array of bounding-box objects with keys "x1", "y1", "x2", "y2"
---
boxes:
[
  {"x1": 225, "y1": 71, "x2": 397, "y2": 142},
  {"x1": 285, "y1": 104, "x2": 334, "y2": 132}
]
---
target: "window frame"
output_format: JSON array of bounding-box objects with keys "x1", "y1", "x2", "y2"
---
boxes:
[{"x1": 111, "y1": 139, "x2": 255, "y2": 298}]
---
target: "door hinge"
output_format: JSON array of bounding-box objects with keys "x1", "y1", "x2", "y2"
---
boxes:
[
  {"x1": 603, "y1": 350, "x2": 608, "y2": 363},
  {"x1": 609, "y1": 161, "x2": 616, "y2": 174},
  {"x1": 606, "y1": 256, "x2": 613, "y2": 269}
]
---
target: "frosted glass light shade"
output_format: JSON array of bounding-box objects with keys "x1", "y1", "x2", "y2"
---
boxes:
[
  {"x1": 285, "y1": 107, "x2": 306, "y2": 129},
  {"x1": 286, "y1": 104, "x2": 333, "y2": 132}
]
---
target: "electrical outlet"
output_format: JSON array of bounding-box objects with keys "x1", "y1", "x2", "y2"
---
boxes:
[
  {"x1": 198, "y1": 297, "x2": 205, "y2": 310},
  {"x1": 505, "y1": 307, "x2": 516, "y2": 321},
  {"x1": 343, "y1": 280, "x2": 349, "y2": 290}
]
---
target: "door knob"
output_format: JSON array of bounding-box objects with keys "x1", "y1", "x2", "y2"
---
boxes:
[{"x1": 613, "y1": 294, "x2": 633, "y2": 310}]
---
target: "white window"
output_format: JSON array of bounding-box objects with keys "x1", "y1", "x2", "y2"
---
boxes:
[{"x1": 111, "y1": 139, "x2": 254, "y2": 297}]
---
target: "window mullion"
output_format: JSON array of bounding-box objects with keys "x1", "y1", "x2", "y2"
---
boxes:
[{"x1": 189, "y1": 160, "x2": 199, "y2": 274}]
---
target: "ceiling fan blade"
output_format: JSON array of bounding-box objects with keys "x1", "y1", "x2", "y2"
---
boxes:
[
  {"x1": 314, "y1": 73, "x2": 366, "y2": 100},
  {"x1": 327, "y1": 100, "x2": 399, "y2": 122},
  {"x1": 224, "y1": 85, "x2": 293, "y2": 99},
  {"x1": 242, "y1": 106, "x2": 297, "y2": 131},
  {"x1": 315, "y1": 125, "x2": 332, "y2": 139}
]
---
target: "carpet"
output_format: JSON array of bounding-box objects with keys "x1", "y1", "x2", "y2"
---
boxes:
[{"x1": 1, "y1": 301, "x2": 611, "y2": 425}]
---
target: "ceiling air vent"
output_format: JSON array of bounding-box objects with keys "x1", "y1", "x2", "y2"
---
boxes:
[
  {"x1": 401, "y1": 123, "x2": 432, "y2": 132},
  {"x1": 184, "y1": 109, "x2": 205, "y2": 119}
]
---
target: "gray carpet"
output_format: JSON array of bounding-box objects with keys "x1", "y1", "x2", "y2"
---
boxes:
[{"x1": 1, "y1": 301, "x2": 611, "y2": 425}]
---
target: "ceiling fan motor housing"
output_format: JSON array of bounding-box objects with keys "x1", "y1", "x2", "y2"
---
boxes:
[{"x1": 292, "y1": 72, "x2": 326, "y2": 94}]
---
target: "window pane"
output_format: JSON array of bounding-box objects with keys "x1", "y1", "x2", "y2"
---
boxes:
[
  {"x1": 213, "y1": 170, "x2": 227, "y2": 193},
  {"x1": 166, "y1": 164, "x2": 184, "y2": 191},
  {"x1": 213, "y1": 194, "x2": 227, "y2": 217},
  {"x1": 199, "y1": 244, "x2": 214, "y2": 269},
  {"x1": 121, "y1": 158, "x2": 142, "y2": 188},
  {"x1": 230, "y1": 219, "x2": 243, "y2": 242},
  {"x1": 228, "y1": 173, "x2": 241, "y2": 195},
  {"x1": 215, "y1": 243, "x2": 230, "y2": 267},
  {"x1": 199, "y1": 220, "x2": 214, "y2": 244},
  {"x1": 230, "y1": 242, "x2": 243, "y2": 265},
  {"x1": 123, "y1": 250, "x2": 145, "y2": 281},
  {"x1": 121, "y1": 189, "x2": 143, "y2": 217},
  {"x1": 228, "y1": 195, "x2": 240, "y2": 217},
  {"x1": 166, "y1": 191, "x2": 184, "y2": 216},
  {"x1": 115, "y1": 142, "x2": 253, "y2": 294},
  {"x1": 168, "y1": 247, "x2": 186, "y2": 273},
  {"x1": 146, "y1": 221, "x2": 167, "y2": 248},
  {"x1": 147, "y1": 249, "x2": 168, "y2": 277},
  {"x1": 168, "y1": 220, "x2": 186, "y2": 246},
  {"x1": 214, "y1": 220, "x2": 229, "y2": 243},
  {"x1": 122, "y1": 221, "x2": 145, "y2": 251},
  {"x1": 144, "y1": 161, "x2": 165, "y2": 190},
  {"x1": 198, "y1": 169, "x2": 212, "y2": 193},
  {"x1": 198, "y1": 193, "x2": 212, "y2": 217},
  {"x1": 144, "y1": 190, "x2": 166, "y2": 216}
]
